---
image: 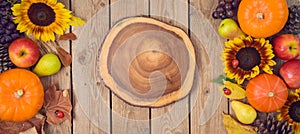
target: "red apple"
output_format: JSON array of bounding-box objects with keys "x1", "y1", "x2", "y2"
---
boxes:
[
  {"x1": 273, "y1": 34, "x2": 300, "y2": 60},
  {"x1": 8, "y1": 38, "x2": 40, "y2": 68},
  {"x1": 279, "y1": 59, "x2": 300, "y2": 89}
]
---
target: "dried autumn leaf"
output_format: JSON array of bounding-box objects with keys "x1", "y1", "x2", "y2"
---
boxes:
[
  {"x1": 43, "y1": 85, "x2": 72, "y2": 126},
  {"x1": 19, "y1": 127, "x2": 38, "y2": 134},
  {"x1": 59, "y1": 33, "x2": 77, "y2": 40},
  {"x1": 57, "y1": 47, "x2": 72, "y2": 67},
  {"x1": 0, "y1": 114, "x2": 46, "y2": 134},
  {"x1": 222, "y1": 112, "x2": 257, "y2": 134}
]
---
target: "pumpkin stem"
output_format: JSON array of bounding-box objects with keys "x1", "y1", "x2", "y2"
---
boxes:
[
  {"x1": 256, "y1": 13, "x2": 264, "y2": 20},
  {"x1": 268, "y1": 92, "x2": 274, "y2": 97},
  {"x1": 14, "y1": 89, "x2": 24, "y2": 99}
]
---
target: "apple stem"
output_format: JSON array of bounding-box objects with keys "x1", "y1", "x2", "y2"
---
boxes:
[
  {"x1": 256, "y1": 13, "x2": 264, "y2": 20},
  {"x1": 268, "y1": 91, "x2": 274, "y2": 97},
  {"x1": 14, "y1": 89, "x2": 24, "y2": 99}
]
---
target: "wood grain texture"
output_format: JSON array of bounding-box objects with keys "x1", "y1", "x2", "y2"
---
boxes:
[
  {"x1": 100, "y1": 17, "x2": 195, "y2": 107},
  {"x1": 150, "y1": 0, "x2": 190, "y2": 133},
  {"x1": 72, "y1": 0, "x2": 110, "y2": 133},
  {"x1": 110, "y1": 0, "x2": 150, "y2": 134},
  {"x1": 43, "y1": 0, "x2": 72, "y2": 133},
  {"x1": 189, "y1": 0, "x2": 228, "y2": 133}
]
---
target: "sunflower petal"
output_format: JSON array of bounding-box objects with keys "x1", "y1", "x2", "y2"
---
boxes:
[
  {"x1": 47, "y1": 0, "x2": 57, "y2": 5},
  {"x1": 69, "y1": 16, "x2": 86, "y2": 26}
]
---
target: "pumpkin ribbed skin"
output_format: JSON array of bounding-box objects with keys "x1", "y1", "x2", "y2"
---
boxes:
[
  {"x1": 0, "y1": 69, "x2": 44, "y2": 122},
  {"x1": 237, "y1": 0, "x2": 289, "y2": 38},
  {"x1": 246, "y1": 74, "x2": 288, "y2": 112}
]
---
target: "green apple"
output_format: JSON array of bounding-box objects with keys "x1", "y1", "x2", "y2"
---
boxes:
[
  {"x1": 33, "y1": 53, "x2": 61, "y2": 77},
  {"x1": 218, "y1": 18, "x2": 245, "y2": 39}
]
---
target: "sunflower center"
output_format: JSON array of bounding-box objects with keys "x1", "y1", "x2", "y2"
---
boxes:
[
  {"x1": 28, "y1": 3, "x2": 55, "y2": 26},
  {"x1": 236, "y1": 47, "x2": 261, "y2": 71},
  {"x1": 289, "y1": 100, "x2": 300, "y2": 122}
]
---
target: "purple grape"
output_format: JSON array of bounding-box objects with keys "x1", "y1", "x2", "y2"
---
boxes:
[
  {"x1": 0, "y1": 10, "x2": 6, "y2": 16},
  {"x1": 7, "y1": 23, "x2": 15, "y2": 30},
  {"x1": 0, "y1": 0, "x2": 23, "y2": 44},
  {"x1": 4, "y1": 36, "x2": 12, "y2": 43},
  {"x1": 226, "y1": 10, "x2": 234, "y2": 17},
  {"x1": 1, "y1": 19, "x2": 8, "y2": 25},
  {"x1": 5, "y1": 29, "x2": 11, "y2": 35},
  {"x1": 0, "y1": 37, "x2": 5, "y2": 44},
  {"x1": 216, "y1": 6, "x2": 225, "y2": 13},
  {"x1": 221, "y1": 14, "x2": 227, "y2": 19},
  {"x1": 5, "y1": 6, "x2": 10, "y2": 12},
  {"x1": 0, "y1": 1, "x2": 8, "y2": 7},
  {"x1": 219, "y1": 0, "x2": 226, "y2": 6},
  {"x1": 225, "y1": 0, "x2": 233, "y2": 2},
  {"x1": 231, "y1": 0, "x2": 240, "y2": 8},
  {"x1": 224, "y1": 3, "x2": 232, "y2": 10},
  {"x1": 212, "y1": 11, "x2": 220, "y2": 19},
  {"x1": 10, "y1": 33, "x2": 20, "y2": 39}
]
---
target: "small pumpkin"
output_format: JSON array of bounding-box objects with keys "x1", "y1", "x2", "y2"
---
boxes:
[
  {"x1": 0, "y1": 69, "x2": 44, "y2": 122},
  {"x1": 246, "y1": 73, "x2": 288, "y2": 112},
  {"x1": 237, "y1": 0, "x2": 289, "y2": 38}
]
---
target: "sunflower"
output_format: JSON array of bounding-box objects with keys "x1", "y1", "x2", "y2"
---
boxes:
[
  {"x1": 278, "y1": 89, "x2": 300, "y2": 133},
  {"x1": 221, "y1": 35, "x2": 276, "y2": 84},
  {"x1": 11, "y1": 0, "x2": 85, "y2": 42}
]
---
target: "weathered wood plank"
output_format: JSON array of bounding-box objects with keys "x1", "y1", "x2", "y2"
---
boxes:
[
  {"x1": 189, "y1": 0, "x2": 228, "y2": 133},
  {"x1": 72, "y1": 0, "x2": 110, "y2": 133},
  {"x1": 42, "y1": 0, "x2": 72, "y2": 133},
  {"x1": 150, "y1": 0, "x2": 190, "y2": 133},
  {"x1": 110, "y1": 0, "x2": 150, "y2": 133}
]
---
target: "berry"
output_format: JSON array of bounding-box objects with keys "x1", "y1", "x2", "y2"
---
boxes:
[
  {"x1": 232, "y1": 59, "x2": 239, "y2": 68},
  {"x1": 219, "y1": 0, "x2": 226, "y2": 6},
  {"x1": 226, "y1": 10, "x2": 234, "y2": 17},
  {"x1": 223, "y1": 88, "x2": 231, "y2": 95},
  {"x1": 212, "y1": 11, "x2": 220, "y2": 19},
  {"x1": 216, "y1": 6, "x2": 225, "y2": 13},
  {"x1": 0, "y1": 0, "x2": 23, "y2": 44},
  {"x1": 212, "y1": 0, "x2": 241, "y2": 20},
  {"x1": 224, "y1": 3, "x2": 232, "y2": 10},
  {"x1": 231, "y1": 0, "x2": 240, "y2": 8},
  {"x1": 55, "y1": 110, "x2": 64, "y2": 118}
]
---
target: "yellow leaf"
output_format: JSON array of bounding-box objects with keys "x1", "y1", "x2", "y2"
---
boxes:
[
  {"x1": 69, "y1": 16, "x2": 85, "y2": 26},
  {"x1": 218, "y1": 80, "x2": 246, "y2": 99},
  {"x1": 222, "y1": 112, "x2": 257, "y2": 134}
]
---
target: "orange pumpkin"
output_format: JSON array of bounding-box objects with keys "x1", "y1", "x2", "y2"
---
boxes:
[
  {"x1": 0, "y1": 69, "x2": 44, "y2": 122},
  {"x1": 237, "y1": 0, "x2": 289, "y2": 38},
  {"x1": 246, "y1": 73, "x2": 288, "y2": 112}
]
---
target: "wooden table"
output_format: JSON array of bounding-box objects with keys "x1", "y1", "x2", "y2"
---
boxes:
[{"x1": 42, "y1": 0, "x2": 299, "y2": 133}]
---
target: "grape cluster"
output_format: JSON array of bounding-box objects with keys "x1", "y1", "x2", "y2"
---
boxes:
[
  {"x1": 0, "y1": 0, "x2": 23, "y2": 44},
  {"x1": 212, "y1": 0, "x2": 241, "y2": 20}
]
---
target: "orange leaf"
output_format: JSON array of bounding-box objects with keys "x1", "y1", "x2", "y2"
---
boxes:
[{"x1": 59, "y1": 33, "x2": 77, "y2": 40}]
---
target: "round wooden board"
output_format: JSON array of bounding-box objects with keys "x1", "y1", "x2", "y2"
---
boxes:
[{"x1": 99, "y1": 17, "x2": 196, "y2": 107}]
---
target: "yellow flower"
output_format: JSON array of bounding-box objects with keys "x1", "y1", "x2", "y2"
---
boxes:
[
  {"x1": 11, "y1": 0, "x2": 85, "y2": 42},
  {"x1": 221, "y1": 35, "x2": 276, "y2": 84},
  {"x1": 278, "y1": 89, "x2": 300, "y2": 133}
]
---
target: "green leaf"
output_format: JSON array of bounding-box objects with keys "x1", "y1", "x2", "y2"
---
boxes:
[
  {"x1": 211, "y1": 74, "x2": 226, "y2": 85},
  {"x1": 225, "y1": 77, "x2": 237, "y2": 83},
  {"x1": 211, "y1": 74, "x2": 237, "y2": 85}
]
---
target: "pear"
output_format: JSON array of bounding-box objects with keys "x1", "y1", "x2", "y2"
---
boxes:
[
  {"x1": 231, "y1": 100, "x2": 257, "y2": 124},
  {"x1": 218, "y1": 18, "x2": 245, "y2": 39},
  {"x1": 33, "y1": 53, "x2": 61, "y2": 77}
]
